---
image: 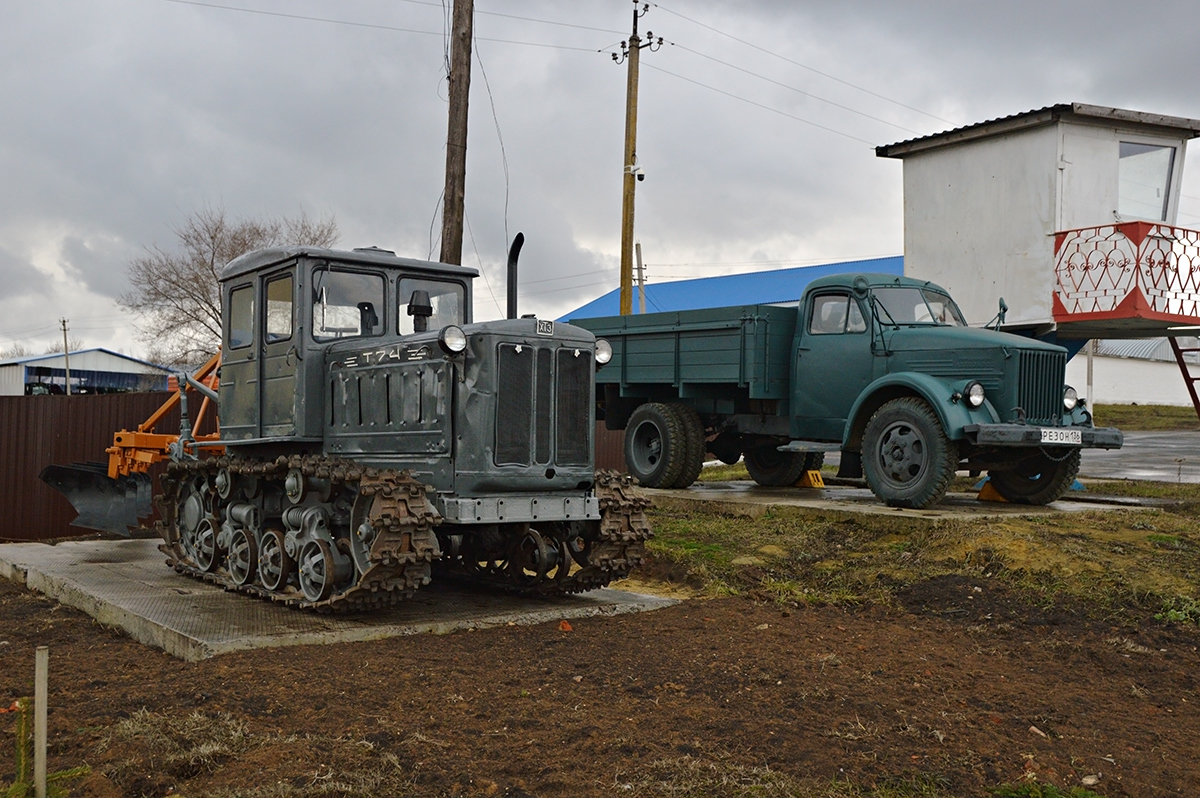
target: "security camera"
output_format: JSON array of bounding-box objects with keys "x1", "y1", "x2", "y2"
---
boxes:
[{"x1": 633, "y1": 166, "x2": 645, "y2": 182}]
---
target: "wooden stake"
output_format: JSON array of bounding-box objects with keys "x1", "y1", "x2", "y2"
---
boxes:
[{"x1": 35, "y1": 646, "x2": 47, "y2": 798}]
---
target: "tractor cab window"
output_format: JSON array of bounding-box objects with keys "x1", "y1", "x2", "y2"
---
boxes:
[
  {"x1": 312, "y1": 268, "x2": 385, "y2": 342},
  {"x1": 265, "y1": 273, "x2": 293, "y2": 343},
  {"x1": 399, "y1": 278, "x2": 465, "y2": 335},
  {"x1": 809, "y1": 293, "x2": 866, "y2": 335},
  {"x1": 228, "y1": 284, "x2": 254, "y2": 349}
]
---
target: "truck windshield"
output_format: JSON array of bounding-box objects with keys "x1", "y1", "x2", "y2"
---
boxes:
[{"x1": 873, "y1": 287, "x2": 967, "y2": 326}]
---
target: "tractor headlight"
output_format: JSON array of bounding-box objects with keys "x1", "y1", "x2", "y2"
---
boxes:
[
  {"x1": 438, "y1": 325, "x2": 467, "y2": 355},
  {"x1": 595, "y1": 338, "x2": 613, "y2": 366},
  {"x1": 1063, "y1": 385, "x2": 1079, "y2": 411},
  {"x1": 964, "y1": 381, "x2": 986, "y2": 408}
]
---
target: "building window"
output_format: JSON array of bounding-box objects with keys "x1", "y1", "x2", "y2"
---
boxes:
[{"x1": 1119, "y1": 142, "x2": 1175, "y2": 222}]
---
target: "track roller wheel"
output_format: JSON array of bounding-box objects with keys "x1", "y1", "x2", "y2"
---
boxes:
[
  {"x1": 298, "y1": 539, "x2": 336, "y2": 602},
  {"x1": 228, "y1": 528, "x2": 258, "y2": 586},
  {"x1": 258, "y1": 528, "x2": 293, "y2": 591}
]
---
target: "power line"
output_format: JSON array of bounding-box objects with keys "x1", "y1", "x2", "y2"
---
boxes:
[
  {"x1": 643, "y1": 63, "x2": 877, "y2": 146},
  {"x1": 394, "y1": 0, "x2": 626, "y2": 35},
  {"x1": 668, "y1": 42, "x2": 918, "y2": 135},
  {"x1": 651, "y1": 2, "x2": 952, "y2": 125},
  {"x1": 164, "y1": 0, "x2": 605, "y2": 52}
]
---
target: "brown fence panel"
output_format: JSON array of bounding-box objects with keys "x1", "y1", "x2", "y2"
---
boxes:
[
  {"x1": 1, "y1": 396, "x2": 627, "y2": 543},
  {"x1": 595, "y1": 422, "x2": 626, "y2": 473},
  {"x1": 0, "y1": 392, "x2": 188, "y2": 542}
]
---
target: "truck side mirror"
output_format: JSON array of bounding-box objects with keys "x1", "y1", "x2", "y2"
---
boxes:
[{"x1": 407, "y1": 289, "x2": 433, "y2": 333}]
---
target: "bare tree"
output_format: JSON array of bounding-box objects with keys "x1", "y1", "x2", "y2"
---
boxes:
[
  {"x1": 0, "y1": 343, "x2": 30, "y2": 360},
  {"x1": 120, "y1": 207, "x2": 339, "y2": 364},
  {"x1": 43, "y1": 337, "x2": 85, "y2": 354}
]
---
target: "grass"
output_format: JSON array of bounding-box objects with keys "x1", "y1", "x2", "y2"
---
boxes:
[
  {"x1": 96, "y1": 711, "x2": 421, "y2": 797},
  {"x1": 1090, "y1": 403, "x2": 1199, "y2": 431},
  {"x1": 645, "y1": 489, "x2": 1200, "y2": 622}
]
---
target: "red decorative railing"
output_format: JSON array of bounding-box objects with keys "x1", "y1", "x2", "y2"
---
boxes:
[{"x1": 1054, "y1": 221, "x2": 1200, "y2": 322}]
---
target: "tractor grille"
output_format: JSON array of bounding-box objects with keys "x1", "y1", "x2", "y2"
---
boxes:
[
  {"x1": 495, "y1": 343, "x2": 591, "y2": 466},
  {"x1": 1016, "y1": 349, "x2": 1065, "y2": 425}
]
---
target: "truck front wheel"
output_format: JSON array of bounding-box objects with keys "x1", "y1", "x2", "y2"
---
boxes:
[
  {"x1": 988, "y1": 449, "x2": 1081, "y2": 505},
  {"x1": 744, "y1": 447, "x2": 823, "y2": 487},
  {"x1": 624, "y1": 403, "x2": 687, "y2": 488},
  {"x1": 862, "y1": 397, "x2": 958, "y2": 509}
]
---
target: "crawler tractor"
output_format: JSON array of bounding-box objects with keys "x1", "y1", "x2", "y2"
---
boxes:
[{"x1": 43, "y1": 245, "x2": 650, "y2": 611}]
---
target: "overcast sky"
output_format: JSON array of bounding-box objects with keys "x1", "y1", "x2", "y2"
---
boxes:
[{"x1": 3, "y1": 0, "x2": 1199, "y2": 357}]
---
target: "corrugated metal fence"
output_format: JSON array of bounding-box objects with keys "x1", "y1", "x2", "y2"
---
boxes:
[
  {"x1": 0, "y1": 394, "x2": 629, "y2": 543},
  {"x1": 0, "y1": 393, "x2": 184, "y2": 542}
]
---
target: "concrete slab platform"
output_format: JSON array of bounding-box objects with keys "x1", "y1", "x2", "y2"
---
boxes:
[
  {"x1": 0, "y1": 540, "x2": 678, "y2": 662},
  {"x1": 645, "y1": 482, "x2": 1157, "y2": 520}
]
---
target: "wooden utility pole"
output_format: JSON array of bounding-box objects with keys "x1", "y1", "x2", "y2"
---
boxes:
[
  {"x1": 60, "y1": 318, "x2": 71, "y2": 396},
  {"x1": 614, "y1": 3, "x2": 661, "y2": 315},
  {"x1": 635, "y1": 241, "x2": 646, "y2": 314},
  {"x1": 440, "y1": 0, "x2": 473, "y2": 266}
]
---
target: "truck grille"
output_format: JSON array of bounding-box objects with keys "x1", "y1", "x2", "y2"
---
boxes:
[
  {"x1": 1016, "y1": 350, "x2": 1065, "y2": 425},
  {"x1": 495, "y1": 344, "x2": 591, "y2": 466}
]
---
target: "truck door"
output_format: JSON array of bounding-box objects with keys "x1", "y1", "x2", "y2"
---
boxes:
[
  {"x1": 791, "y1": 291, "x2": 876, "y2": 440},
  {"x1": 260, "y1": 270, "x2": 297, "y2": 437}
]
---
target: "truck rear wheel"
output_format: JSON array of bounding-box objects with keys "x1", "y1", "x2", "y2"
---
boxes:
[
  {"x1": 989, "y1": 449, "x2": 1081, "y2": 505},
  {"x1": 668, "y1": 404, "x2": 706, "y2": 488},
  {"x1": 862, "y1": 397, "x2": 957, "y2": 509},
  {"x1": 625, "y1": 403, "x2": 687, "y2": 488},
  {"x1": 744, "y1": 447, "x2": 819, "y2": 487}
]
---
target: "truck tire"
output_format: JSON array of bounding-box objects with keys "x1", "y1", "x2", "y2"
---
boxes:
[
  {"x1": 862, "y1": 397, "x2": 957, "y2": 509},
  {"x1": 988, "y1": 449, "x2": 1081, "y2": 505},
  {"x1": 745, "y1": 447, "x2": 811, "y2": 487},
  {"x1": 668, "y1": 404, "x2": 706, "y2": 488},
  {"x1": 624, "y1": 403, "x2": 687, "y2": 488}
]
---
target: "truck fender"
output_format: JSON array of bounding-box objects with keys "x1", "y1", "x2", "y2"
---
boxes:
[{"x1": 841, "y1": 373, "x2": 999, "y2": 450}]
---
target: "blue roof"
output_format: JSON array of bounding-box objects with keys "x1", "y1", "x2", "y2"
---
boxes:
[{"x1": 561, "y1": 256, "x2": 904, "y2": 320}]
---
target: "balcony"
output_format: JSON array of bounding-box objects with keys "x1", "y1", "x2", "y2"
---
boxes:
[{"x1": 1053, "y1": 221, "x2": 1200, "y2": 337}]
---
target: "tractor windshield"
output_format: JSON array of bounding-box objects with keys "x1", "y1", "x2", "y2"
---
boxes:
[{"x1": 312, "y1": 268, "x2": 386, "y2": 341}]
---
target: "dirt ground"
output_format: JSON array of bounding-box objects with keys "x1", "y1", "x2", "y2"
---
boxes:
[{"x1": 2, "y1": 559, "x2": 1200, "y2": 798}]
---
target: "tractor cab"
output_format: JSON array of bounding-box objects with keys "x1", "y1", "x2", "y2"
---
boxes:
[{"x1": 217, "y1": 246, "x2": 476, "y2": 446}]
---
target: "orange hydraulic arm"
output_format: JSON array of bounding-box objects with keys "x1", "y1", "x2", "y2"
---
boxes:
[{"x1": 105, "y1": 353, "x2": 224, "y2": 478}]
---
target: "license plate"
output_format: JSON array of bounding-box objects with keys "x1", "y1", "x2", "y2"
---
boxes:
[{"x1": 1040, "y1": 428, "x2": 1082, "y2": 445}]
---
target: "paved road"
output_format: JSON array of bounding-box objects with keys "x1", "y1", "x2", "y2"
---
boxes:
[
  {"x1": 1080, "y1": 430, "x2": 1200, "y2": 483},
  {"x1": 818, "y1": 430, "x2": 1200, "y2": 484}
]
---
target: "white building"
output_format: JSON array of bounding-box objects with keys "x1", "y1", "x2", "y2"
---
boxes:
[
  {"x1": 877, "y1": 103, "x2": 1200, "y2": 339},
  {"x1": 0, "y1": 348, "x2": 171, "y2": 396}
]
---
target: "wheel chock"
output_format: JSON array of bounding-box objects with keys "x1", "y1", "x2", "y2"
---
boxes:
[
  {"x1": 795, "y1": 470, "x2": 825, "y2": 489},
  {"x1": 977, "y1": 480, "x2": 1008, "y2": 503}
]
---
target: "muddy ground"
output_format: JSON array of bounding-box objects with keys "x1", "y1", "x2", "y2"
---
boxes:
[{"x1": 2, "y1": 556, "x2": 1200, "y2": 798}]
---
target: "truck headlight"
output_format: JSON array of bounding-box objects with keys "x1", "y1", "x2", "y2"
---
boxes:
[
  {"x1": 438, "y1": 325, "x2": 467, "y2": 354},
  {"x1": 1063, "y1": 386, "x2": 1079, "y2": 411},
  {"x1": 595, "y1": 338, "x2": 613, "y2": 365},
  {"x1": 964, "y1": 381, "x2": 985, "y2": 408}
]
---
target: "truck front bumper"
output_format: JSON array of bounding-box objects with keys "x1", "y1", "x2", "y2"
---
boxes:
[{"x1": 961, "y1": 423, "x2": 1123, "y2": 449}]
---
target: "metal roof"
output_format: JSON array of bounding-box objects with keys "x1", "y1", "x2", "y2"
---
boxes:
[
  {"x1": 561, "y1": 256, "x2": 904, "y2": 320},
  {"x1": 877, "y1": 103, "x2": 1200, "y2": 159},
  {"x1": 0, "y1": 347, "x2": 169, "y2": 371},
  {"x1": 1096, "y1": 337, "x2": 1200, "y2": 364},
  {"x1": 221, "y1": 246, "x2": 479, "y2": 282}
]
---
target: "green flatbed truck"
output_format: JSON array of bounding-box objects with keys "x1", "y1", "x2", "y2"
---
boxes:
[{"x1": 572, "y1": 273, "x2": 1123, "y2": 509}]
